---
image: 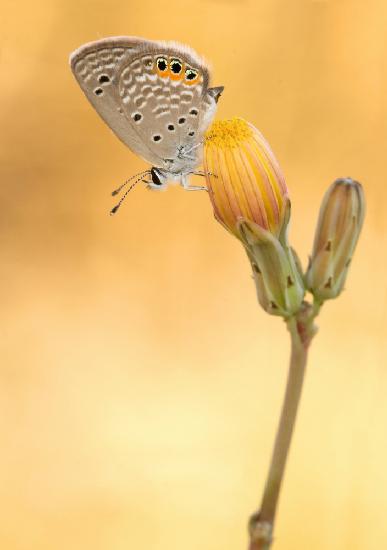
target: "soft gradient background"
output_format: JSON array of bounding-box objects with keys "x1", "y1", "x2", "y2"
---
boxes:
[{"x1": 1, "y1": 1, "x2": 386, "y2": 549}]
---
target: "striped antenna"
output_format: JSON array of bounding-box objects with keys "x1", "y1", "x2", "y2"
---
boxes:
[{"x1": 110, "y1": 171, "x2": 150, "y2": 215}]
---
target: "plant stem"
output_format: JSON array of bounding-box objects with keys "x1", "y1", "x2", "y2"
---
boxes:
[{"x1": 248, "y1": 309, "x2": 315, "y2": 549}]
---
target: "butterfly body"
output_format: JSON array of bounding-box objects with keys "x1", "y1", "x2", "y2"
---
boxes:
[{"x1": 70, "y1": 36, "x2": 223, "y2": 193}]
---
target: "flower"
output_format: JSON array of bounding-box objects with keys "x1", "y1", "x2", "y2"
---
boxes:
[
  {"x1": 204, "y1": 118, "x2": 288, "y2": 238},
  {"x1": 305, "y1": 178, "x2": 365, "y2": 301},
  {"x1": 204, "y1": 118, "x2": 305, "y2": 317}
]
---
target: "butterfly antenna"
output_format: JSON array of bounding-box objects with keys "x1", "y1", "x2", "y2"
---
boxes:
[
  {"x1": 111, "y1": 170, "x2": 150, "y2": 196},
  {"x1": 110, "y1": 173, "x2": 148, "y2": 216}
]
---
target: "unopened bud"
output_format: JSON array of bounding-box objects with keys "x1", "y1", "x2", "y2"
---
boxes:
[{"x1": 306, "y1": 178, "x2": 365, "y2": 301}]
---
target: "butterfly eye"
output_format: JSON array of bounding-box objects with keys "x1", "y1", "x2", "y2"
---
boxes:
[
  {"x1": 185, "y1": 68, "x2": 198, "y2": 82},
  {"x1": 170, "y1": 58, "x2": 182, "y2": 75},
  {"x1": 156, "y1": 57, "x2": 168, "y2": 72}
]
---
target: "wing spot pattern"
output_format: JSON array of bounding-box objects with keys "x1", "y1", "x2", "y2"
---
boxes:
[
  {"x1": 135, "y1": 96, "x2": 146, "y2": 108},
  {"x1": 155, "y1": 108, "x2": 170, "y2": 118},
  {"x1": 156, "y1": 57, "x2": 168, "y2": 73},
  {"x1": 152, "y1": 103, "x2": 169, "y2": 113},
  {"x1": 170, "y1": 94, "x2": 179, "y2": 108},
  {"x1": 130, "y1": 60, "x2": 142, "y2": 73},
  {"x1": 112, "y1": 48, "x2": 125, "y2": 58},
  {"x1": 142, "y1": 56, "x2": 153, "y2": 68},
  {"x1": 141, "y1": 85, "x2": 153, "y2": 96},
  {"x1": 75, "y1": 62, "x2": 87, "y2": 76},
  {"x1": 73, "y1": 46, "x2": 132, "y2": 85},
  {"x1": 170, "y1": 58, "x2": 183, "y2": 75},
  {"x1": 98, "y1": 74, "x2": 110, "y2": 84},
  {"x1": 100, "y1": 49, "x2": 113, "y2": 61},
  {"x1": 181, "y1": 92, "x2": 193, "y2": 104},
  {"x1": 122, "y1": 76, "x2": 132, "y2": 86}
]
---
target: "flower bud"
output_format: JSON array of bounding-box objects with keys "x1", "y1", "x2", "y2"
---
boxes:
[
  {"x1": 305, "y1": 178, "x2": 365, "y2": 301},
  {"x1": 204, "y1": 119, "x2": 305, "y2": 316},
  {"x1": 204, "y1": 118, "x2": 288, "y2": 238}
]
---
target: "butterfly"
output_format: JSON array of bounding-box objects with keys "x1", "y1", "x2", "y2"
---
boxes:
[{"x1": 69, "y1": 36, "x2": 224, "y2": 213}]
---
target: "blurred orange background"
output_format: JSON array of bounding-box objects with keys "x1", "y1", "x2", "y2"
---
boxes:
[{"x1": 1, "y1": 1, "x2": 386, "y2": 549}]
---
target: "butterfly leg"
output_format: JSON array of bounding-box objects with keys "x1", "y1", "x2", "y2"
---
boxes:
[
  {"x1": 180, "y1": 174, "x2": 207, "y2": 192},
  {"x1": 192, "y1": 170, "x2": 218, "y2": 178}
]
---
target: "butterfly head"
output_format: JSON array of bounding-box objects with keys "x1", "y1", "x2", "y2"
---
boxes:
[{"x1": 148, "y1": 167, "x2": 168, "y2": 189}]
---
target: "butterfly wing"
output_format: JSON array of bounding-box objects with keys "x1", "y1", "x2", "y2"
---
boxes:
[
  {"x1": 70, "y1": 37, "x2": 223, "y2": 171},
  {"x1": 70, "y1": 37, "x2": 163, "y2": 166}
]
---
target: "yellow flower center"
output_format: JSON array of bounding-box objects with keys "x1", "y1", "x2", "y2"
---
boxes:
[{"x1": 205, "y1": 118, "x2": 253, "y2": 148}]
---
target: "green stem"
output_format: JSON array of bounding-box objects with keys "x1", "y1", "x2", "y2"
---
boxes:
[{"x1": 248, "y1": 310, "x2": 315, "y2": 550}]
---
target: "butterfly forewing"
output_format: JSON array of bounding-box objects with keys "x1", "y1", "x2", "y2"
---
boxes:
[{"x1": 70, "y1": 37, "x2": 162, "y2": 165}]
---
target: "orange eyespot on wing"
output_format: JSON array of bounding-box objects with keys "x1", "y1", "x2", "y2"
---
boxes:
[
  {"x1": 184, "y1": 67, "x2": 200, "y2": 86},
  {"x1": 156, "y1": 56, "x2": 168, "y2": 76},
  {"x1": 154, "y1": 56, "x2": 201, "y2": 84},
  {"x1": 169, "y1": 58, "x2": 184, "y2": 81}
]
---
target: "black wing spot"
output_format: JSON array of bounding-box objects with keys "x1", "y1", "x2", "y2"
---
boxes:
[
  {"x1": 170, "y1": 58, "x2": 182, "y2": 74},
  {"x1": 188, "y1": 131, "x2": 195, "y2": 137},
  {"x1": 94, "y1": 88, "x2": 103, "y2": 96},
  {"x1": 132, "y1": 113, "x2": 142, "y2": 122},
  {"x1": 185, "y1": 69, "x2": 198, "y2": 81},
  {"x1": 157, "y1": 57, "x2": 168, "y2": 72},
  {"x1": 178, "y1": 117, "x2": 186, "y2": 125},
  {"x1": 189, "y1": 109, "x2": 198, "y2": 116},
  {"x1": 98, "y1": 74, "x2": 110, "y2": 84},
  {"x1": 153, "y1": 135, "x2": 162, "y2": 142},
  {"x1": 167, "y1": 124, "x2": 175, "y2": 131}
]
